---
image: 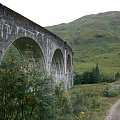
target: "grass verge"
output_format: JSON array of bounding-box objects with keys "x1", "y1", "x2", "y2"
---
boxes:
[{"x1": 69, "y1": 81, "x2": 120, "y2": 120}]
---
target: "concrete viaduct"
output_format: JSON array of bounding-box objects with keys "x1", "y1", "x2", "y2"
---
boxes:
[{"x1": 0, "y1": 4, "x2": 73, "y2": 88}]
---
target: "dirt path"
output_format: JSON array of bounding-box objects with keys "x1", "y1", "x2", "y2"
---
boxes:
[{"x1": 105, "y1": 99, "x2": 120, "y2": 120}]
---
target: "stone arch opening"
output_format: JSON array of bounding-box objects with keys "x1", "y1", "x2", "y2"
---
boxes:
[
  {"x1": 2, "y1": 37, "x2": 45, "y2": 69},
  {"x1": 51, "y1": 49, "x2": 64, "y2": 83}
]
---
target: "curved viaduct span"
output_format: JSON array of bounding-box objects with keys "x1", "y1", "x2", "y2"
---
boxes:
[{"x1": 0, "y1": 4, "x2": 73, "y2": 88}]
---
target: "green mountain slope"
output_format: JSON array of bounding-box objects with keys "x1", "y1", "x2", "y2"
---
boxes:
[{"x1": 46, "y1": 11, "x2": 120, "y2": 75}]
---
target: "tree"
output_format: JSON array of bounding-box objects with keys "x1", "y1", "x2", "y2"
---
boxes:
[
  {"x1": 73, "y1": 72, "x2": 81, "y2": 85},
  {"x1": 0, "y1": 44, "x2": 74, "y2": 120},
  {"x1": 94, "y1": 63, "x2": 101, "y2": 83},
  {"x1": 0, "y1": 62, "x2": 53, "y2": 120},
  {"x1": 0, "y1": 61, "x2": 74, "y2": 120},
  {"x1": 75, "y1": 64, "x2": 101, "y2": 84},
  {"x1": 115, "y1": 72, "x2": 120, "y2": 80}
]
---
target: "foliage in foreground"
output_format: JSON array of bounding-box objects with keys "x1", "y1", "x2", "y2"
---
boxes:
[
  {"x1": 1, "y1": 61, "x2": 120, "y2": 120},
  {"x1": 0, "y1": 62, "x2": 73, "y2": 120}
]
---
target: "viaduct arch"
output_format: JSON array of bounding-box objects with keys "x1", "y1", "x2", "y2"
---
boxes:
[{"x1": 0, "y1": 4, "x2": 73, "y2": 88}]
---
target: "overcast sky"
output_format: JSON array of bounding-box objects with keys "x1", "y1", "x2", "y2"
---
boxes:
[{"x1": 0, "y1": 0, "x2": 120, "y2": 27}]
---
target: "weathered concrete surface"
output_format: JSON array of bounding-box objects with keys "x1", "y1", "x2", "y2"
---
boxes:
[{"x1": 0, "y1": 4, "x2": 73, "y2": 88}]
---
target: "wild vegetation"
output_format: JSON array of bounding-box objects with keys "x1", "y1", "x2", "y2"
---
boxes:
[
  {"x1": 1, "y1": 56, "x2": 120, "y2": 120},
  {"x1": 0, "y1": 46, "x2": 74, "y2": 120},
  {"x1": 1, "y1": 11, "x2": 120, "y2": 120}
]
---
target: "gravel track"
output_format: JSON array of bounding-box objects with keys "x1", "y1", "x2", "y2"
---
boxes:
[{"x1": 105, "y1": 99, "x2": 120, "y2": 120}]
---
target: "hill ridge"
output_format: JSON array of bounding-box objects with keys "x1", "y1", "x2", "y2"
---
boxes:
[{"x1": 46, "y1": 11, "x2": 120, "y2": 75}]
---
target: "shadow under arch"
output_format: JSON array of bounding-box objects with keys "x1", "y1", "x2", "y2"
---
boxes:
[
  {"x1": 51, "y1": 49, "x2": 65, "y2": 83},
  {"x1": 2, "y1": 37, "x2": 45, "y2": 69}
]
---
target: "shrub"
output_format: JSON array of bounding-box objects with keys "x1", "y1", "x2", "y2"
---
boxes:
[
  {"x1": 53, "y1": 84, "x2": 74, "y2": 120},
  {"x1": 0, "y1": 62, "x2": 54, "y2": 120},
  {"x1": 1, "y1": 44, "x2": 75, "y2": 120},
  {"x1": 74, "y1": 64, "x2": 119, "y2": 85},
  {"x1": 0, "y1": 62, "x2": 74, "y2": 120},
  {"x1": 79, "y1": 64, "x2": 101, "y2": 84},
  {"x1": 101, "y1": 75, "x2": 115, "y2": 83},
  {"x1": 73, "y1": 72, "x2": 81, "y2": 85},
  {"x1": 102, "y1": 87, "x2": 118, "y2": 97},
  {"x1": 71, "y1": 91, "x2": 86, "y2": 116},
  {"x1": 115, "y1": 72, "x2": 120, "y2": 80}
]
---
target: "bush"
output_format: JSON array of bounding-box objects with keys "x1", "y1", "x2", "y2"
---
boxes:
[
  {"x1": 74, "y1": 64, "x2": 101, "y2": 85},
  {"x1": 0, "y1": 62, "x2": 54, "y2": 120},
  {"x1": 0, "y1": 62, "x2": 74, "y2": 120},
  {"x1": 0, "y1": 44, "x2": 75, "y2": 120},
  {"x1": 101, "y1": 75, "x2": 115, "y2": 83},
  {"x1": 115, "y1": 72, "x2": 120, "y2": 80},
  {"x1": 74, "y1": 64, "x2": 118, "y2": 85},
  {"x1": 53, "y1": 84, "x2": 74, "y2": 120},
  {"x1": 73, "y1": 72, "x2": 81, "y2": 85},
  {"x1": 71, "y1": 91, "x2": 86, "y2": 116},
  {"x1": 102, "y1": 87, "x2": 118, "y2": 97}
]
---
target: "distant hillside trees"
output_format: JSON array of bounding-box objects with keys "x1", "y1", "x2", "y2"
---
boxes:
[
  {"x1": 74, "y1": 64, "x2": 120, "y2": 85},
  {"x1": 83, "y1": 64, "x2": 100, "y2": 84},
  {"x1": 74, "y1": 64, "x2": 101, "y2": 84}
]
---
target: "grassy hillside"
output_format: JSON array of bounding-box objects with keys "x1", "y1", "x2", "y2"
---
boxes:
[{"x1": 46, "y1": 11, "x2": 120, "y2": 75}]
